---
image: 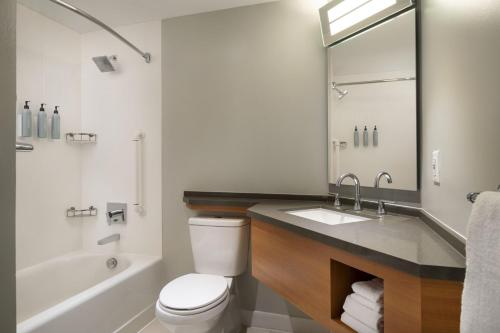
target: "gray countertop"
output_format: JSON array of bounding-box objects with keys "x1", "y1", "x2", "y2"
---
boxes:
[{"x1": 248, "y1": 201, "x2": 466, "y2": 281}]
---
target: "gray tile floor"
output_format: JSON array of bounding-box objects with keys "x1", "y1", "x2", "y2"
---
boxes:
[{"x1": 138, "y1": 319, "x2": 288, "y2": 333}]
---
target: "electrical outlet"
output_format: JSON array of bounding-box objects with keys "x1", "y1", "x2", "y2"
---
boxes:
[{"x1": 432, "y1": 150, "x2": 440, "y2": 185}]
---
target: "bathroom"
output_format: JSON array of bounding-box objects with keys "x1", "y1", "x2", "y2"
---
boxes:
[{"x1": 1, "y1": 0, "x2": 500, "y2": 332}]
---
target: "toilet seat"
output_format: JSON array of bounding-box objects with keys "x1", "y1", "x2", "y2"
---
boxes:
[{"x1": 158, "y1": 274, "x2": 229, "y2": 316}]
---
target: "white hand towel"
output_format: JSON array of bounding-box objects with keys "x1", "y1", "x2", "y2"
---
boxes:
[
  {"x1": 461, "y1": 191, "x2": 500, "y2": 333},
  {"x1": 341, "y1": 312, "x2": 379, "y2": 333},
  {"x1": 352, "y1": 278, "x2": 384, "y2": 303},
  {"x1": 351, "y1": 293, "x2": 384, "y2": 313},
  {"x1": 343, "y1": 294, "x2": 384, "y2": 331}
]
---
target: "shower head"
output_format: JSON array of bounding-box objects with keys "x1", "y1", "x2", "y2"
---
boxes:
[
  {"x1": 332, "y1": 82, "x2": 348, "y2": 100},
  {"x1": 92, "y1": 55, "x2": 117, "y2": 72}
]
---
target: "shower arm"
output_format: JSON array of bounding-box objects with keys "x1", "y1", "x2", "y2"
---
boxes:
[{"x1": 48, "y1": 0, "x2": 151, "y2": 63}]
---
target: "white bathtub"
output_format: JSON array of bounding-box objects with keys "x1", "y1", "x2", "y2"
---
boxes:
[{"x1": 17, "y1": 252, "x2": 164, "y2": 333}]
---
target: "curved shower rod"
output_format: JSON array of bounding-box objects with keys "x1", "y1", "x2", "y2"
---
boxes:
[{"x1": 48, "y1": 0, "x2": 151, "y2": 63}]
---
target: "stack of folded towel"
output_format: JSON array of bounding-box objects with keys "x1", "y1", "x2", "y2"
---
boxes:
[{"x1": 340, "y1": 278, "x2": 384, "y2": 333}]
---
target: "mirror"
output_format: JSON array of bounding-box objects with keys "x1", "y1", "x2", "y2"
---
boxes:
[{"x1": 327, "y1": 9, "x2": 418, "y2": 201}]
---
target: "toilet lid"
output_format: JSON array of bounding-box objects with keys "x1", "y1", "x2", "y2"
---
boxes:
[{"x1": 159, "y1": 274, "x2": 229, "y2": 311}]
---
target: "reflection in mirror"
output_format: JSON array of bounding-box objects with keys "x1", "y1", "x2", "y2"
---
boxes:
[{"x1": 328, "y1": 10, "x2": 417, "y2": 199}]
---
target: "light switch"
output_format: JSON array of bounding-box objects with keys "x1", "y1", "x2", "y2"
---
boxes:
[{"x1": 432, "y1": 150, "x2": 440, "y2": 185}]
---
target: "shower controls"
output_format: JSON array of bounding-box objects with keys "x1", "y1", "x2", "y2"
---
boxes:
[{"x1": 107, "y1": 202, "x2": 127, "y2": 225}]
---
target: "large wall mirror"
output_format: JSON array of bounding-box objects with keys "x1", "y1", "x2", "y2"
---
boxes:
[{"x1": 327, "y1": 9, "x2": 418, "y2": 202}]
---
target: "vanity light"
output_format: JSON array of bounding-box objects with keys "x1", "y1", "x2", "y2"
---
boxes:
[{"x1": 319, "y1": 0, "x2": 414, "y2": 46}]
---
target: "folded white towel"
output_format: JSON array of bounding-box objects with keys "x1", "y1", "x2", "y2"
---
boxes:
[
  {"x1": 343, "y1": 294, "x2": 384, "y2": 331},
  {"x1": 461, "y1": 191, "x2": 500, "y2": 333},
  {"x1": 341, "y1": 312, "x2": 379, "y2": 333},
  {"x1": 351, "y1": 293, "x2": 383, "y2": 313},
  {"x1": 352, "y1": 278, "x2": 384, "y2": 303}
]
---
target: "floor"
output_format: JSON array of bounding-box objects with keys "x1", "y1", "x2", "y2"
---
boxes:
[{"x1": 138, "y1": 319, "x2": 288, "y2": 333}]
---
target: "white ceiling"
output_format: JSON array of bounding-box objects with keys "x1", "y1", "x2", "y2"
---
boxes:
[{"x1": 18, "y1": 0, "x2": 278, "y2": 33}]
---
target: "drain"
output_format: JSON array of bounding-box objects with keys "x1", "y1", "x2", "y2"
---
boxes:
[{"x1": 106, "y1": 257, "x2": 118, "y2": 269}]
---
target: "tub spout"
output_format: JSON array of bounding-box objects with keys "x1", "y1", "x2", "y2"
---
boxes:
[{"x1": 97, "y1": 233, "x2": 120, "y2": 245}]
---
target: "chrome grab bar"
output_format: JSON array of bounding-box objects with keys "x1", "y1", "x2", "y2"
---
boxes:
[
  {"x1": 467, "y1": 185, "x2": 500, "y2": 203},
  {"x1": 16, "y1": 142, "x2": 34, "y2": 152},
  {"x1": 332, "y1": 77, "x2": 416, "y2": 87}
]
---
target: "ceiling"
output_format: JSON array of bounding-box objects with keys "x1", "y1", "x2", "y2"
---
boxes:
[{"x1": 18, "y1": 0, "x2": 278, "y2": 33}]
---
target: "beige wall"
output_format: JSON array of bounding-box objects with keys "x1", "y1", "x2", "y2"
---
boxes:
[
  {"x1": 421, "y1": 0, "x2": 500, "y2": 237},
  {"x1": 0, "y1": 0, "x2": 17, "y2": 330},
  {"x1": 162, "y1": 0, "x2": 327, "y2": 316}
]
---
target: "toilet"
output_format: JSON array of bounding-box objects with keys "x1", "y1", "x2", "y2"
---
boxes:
[{"x1": 156, "y1": 217, "x2": 249, "y2": 333}]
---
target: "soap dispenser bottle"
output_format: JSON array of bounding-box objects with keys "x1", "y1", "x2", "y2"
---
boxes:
[
  {"x1": 37, "y1": 103, "x2": 48, "y2": 138},
  {"x1": 21, "y1": 101, "x2": 32, "y2": 137},
  {"x1": 51, "y1": 106, "x2": 61, "y2": 140},
  {"x1": 354, "y1": 126, "x2": 359, "y2": 147},
  {"x1": 363, "y1": 126, "x2": 369, "y2": 147}
]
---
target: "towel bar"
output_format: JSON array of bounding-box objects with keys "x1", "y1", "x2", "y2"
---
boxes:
[{"x1": 467, "y1": 185, "x2": 500, "y2": 203}]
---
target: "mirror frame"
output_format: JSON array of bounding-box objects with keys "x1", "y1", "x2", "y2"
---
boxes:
[{"x1": 327, "y1": 2, "x2": 421, "y2": 204}]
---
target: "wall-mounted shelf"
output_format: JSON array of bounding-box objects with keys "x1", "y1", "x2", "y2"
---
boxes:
[
  {"x1": 66, "y1": 132, "x2": 97, "y2": 143},
  {"x1": 66, "y1": 206, "x2": 97, "y2": 217}
]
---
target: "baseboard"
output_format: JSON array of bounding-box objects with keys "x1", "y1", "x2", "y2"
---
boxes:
[
  {"x1": 114, "y1": 303, "x2": 156, "y2": 333},
  {"x1": 241, "y1": 310, "x2": 329, "y2": 333}
]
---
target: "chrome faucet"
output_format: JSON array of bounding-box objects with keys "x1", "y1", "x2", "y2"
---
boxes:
[
  {"x1": 374, "y1": 171, "x2": 393, "y2": 215},
  {"x1": 334, "y1": 173, "x2": 362, "y2": 211},
  {"x1": 97, "y1": 233, "x2": 120, "y2": 245}
]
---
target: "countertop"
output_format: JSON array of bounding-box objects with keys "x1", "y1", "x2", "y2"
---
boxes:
[{"x1": 248, "y1": 201, "x2": 465, "y2": 281}]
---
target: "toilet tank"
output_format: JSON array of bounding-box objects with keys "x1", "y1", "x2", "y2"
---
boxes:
[{"x1": 189, "y1": 217, "x2": 249, "y2": 277}]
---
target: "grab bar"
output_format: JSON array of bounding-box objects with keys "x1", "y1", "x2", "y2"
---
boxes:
[
  {"x1": 332, "y1": 77, "x2": 416, "y2": 87},
  {"x1": 467, "y1": 185, "x2": 500, "y2": 203},
  {"x1": 133, "y1": 132, "x2": 145, "y2": 214},
  {"x1": 16, "y1": 142, "x2": 34, "y2": 152}
]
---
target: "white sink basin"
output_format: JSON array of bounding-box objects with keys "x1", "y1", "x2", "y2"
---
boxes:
[{"x1": 287, "y1": 208, "x2": 371, "y2": 225}]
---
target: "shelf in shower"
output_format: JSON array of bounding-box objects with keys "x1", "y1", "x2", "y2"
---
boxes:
[
  {"x1": 66, "y1": 206, "x2": 98, "y2": 218},
  {"x1": 66, "y1": 132, "x2": 97, "y2": 143}
]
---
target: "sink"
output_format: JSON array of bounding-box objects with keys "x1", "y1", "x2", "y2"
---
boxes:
[{"x1": 286, "y1": 208, "x2": 371, "y2": 225}]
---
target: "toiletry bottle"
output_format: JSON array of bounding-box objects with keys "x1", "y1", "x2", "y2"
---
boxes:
[
  {"x1": 37, "y1": 103, "x2": 48, "y2": 138},
  {"x1": 21, "y1": 101, "x2": 32, "y2": 137},
  {"x1": 373, "y1": 126, "x2": 378, "y2": 147},
  {"x1": 363, "y1": 126, "x2": 369, "y2": 146},
  {"x1": 51, "y1": 106, "x2": 61, "y2": 140},
  {"x1": 354, "y1": 126, "x2": 359, "y2": 147}
]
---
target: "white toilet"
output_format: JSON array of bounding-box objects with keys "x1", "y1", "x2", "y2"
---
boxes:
[{"x1": 156, "y1": 217, "x2": 249, "y2": 333}]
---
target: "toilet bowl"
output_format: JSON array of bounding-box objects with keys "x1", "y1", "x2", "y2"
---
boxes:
[
  {"x1": 156, "y1": 274, "x2": 231, "y2": 333},
  {"x1": 156, "y1": 217, "x2": 249, "y2": 333}
]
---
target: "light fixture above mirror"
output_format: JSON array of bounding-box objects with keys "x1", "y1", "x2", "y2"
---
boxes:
[{"x1": 319, "y1": 0, "x2": 415, "y2": 46}]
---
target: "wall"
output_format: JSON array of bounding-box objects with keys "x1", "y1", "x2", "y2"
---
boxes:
[
  {"x1": 421, "y1": 0, "x2": 500, "y2": 237},
  {"x1": 0, "y1": 0, "x2": 17, "y2": 330},
  {"x1": 16, "y1": 4, "x2": 82, "y2": 270},
  {"x1": 162, "y1": 0, "x2": 327, "y2": 317},
  {"x1": 80, "y1": 21, "x2": 162, "y2": 256},
  {"x1": 328, "y1": 11, "x2": 417, "y2": 191}
]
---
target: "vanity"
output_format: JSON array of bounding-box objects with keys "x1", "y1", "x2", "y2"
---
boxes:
[{"x1": 184, "y1": 192, "x2": 465, "y2": 333}]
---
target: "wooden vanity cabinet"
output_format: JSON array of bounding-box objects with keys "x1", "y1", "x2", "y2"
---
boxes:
[{"x1": 251, "y1": 219, "x2": 463, "y2": 333}]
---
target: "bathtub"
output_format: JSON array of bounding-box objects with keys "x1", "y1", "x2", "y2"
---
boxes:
[{"x1": 17, "y1": 252, "x2": 164, "y2": 333}]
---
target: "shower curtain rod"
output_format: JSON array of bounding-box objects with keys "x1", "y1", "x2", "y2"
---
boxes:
[{"x1": 48, "y1": 0, "x2": 151, "y2": 63}]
